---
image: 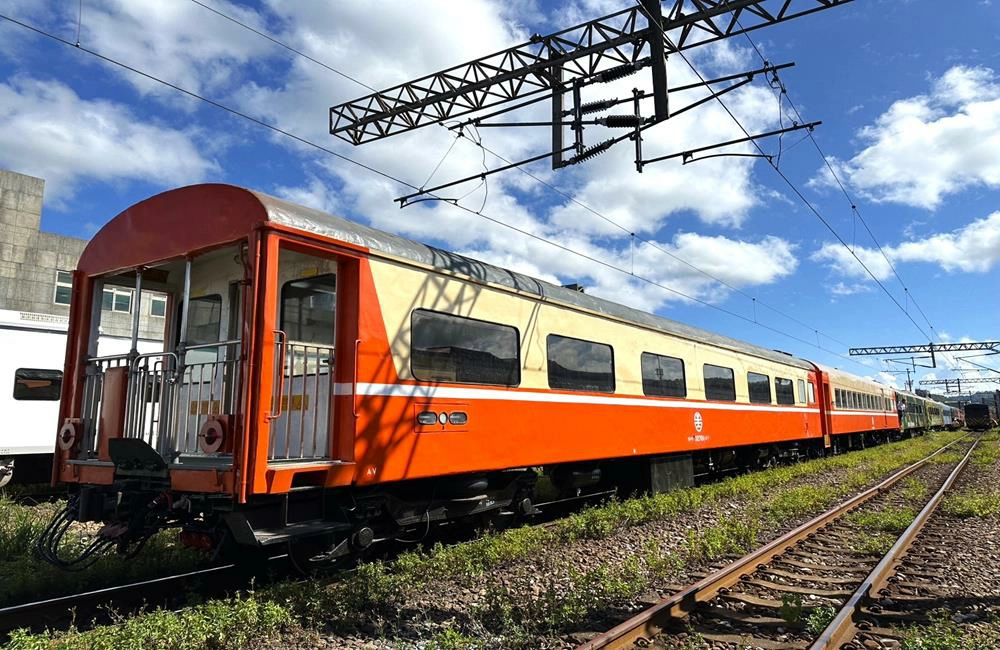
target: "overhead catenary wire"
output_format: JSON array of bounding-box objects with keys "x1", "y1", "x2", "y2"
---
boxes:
[
  {"x1": 0, "y1": 10, "x2": 878, "y2": 373},
  {"x1": 637, "y1": 0, "x2": 933, "y2": 344},
  {"x1": 181, "y1": 0, "x2": 859, "y2": 354},
  {"x1": 732, "y1": 13, "x2": 938, "y2": 342}
]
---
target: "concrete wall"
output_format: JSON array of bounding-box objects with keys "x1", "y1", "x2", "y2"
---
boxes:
[{"x1": 0, "y1": 169, "x2": 165, "y2": 341}]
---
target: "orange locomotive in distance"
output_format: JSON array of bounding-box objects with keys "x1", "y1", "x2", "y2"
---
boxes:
[{"x1": 42, "y1": 184, "x2": 941, "y2": 567}]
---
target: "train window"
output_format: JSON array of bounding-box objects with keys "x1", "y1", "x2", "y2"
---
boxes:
[
  {"x1": 808, "y1": 382, "x2": 816, "y2": 404},
  {"x1": 796, "y1": 379, "x2": 806, "y2": 404},
  {"x1": 187, "y1": 295, "x2": 223, "y2": 345},
  {"x1": 641, "y1": 352, "x2": 686, "y2": 398},
  {"x1": 412, "y1": 311, "x2": 520, "y2": 386},
  {"x1": 547, "y1": 334, "x2": 613, "y2": 392},
  {"x1": 775, "y1": 377, "x2": 795, "y2": 405},
  {"x1": 13, "y1": 368, "x2": 62, "y2": 400},
  {"x1": 281, "y1": 274, "x2": 337, "y2": 346},
  {"x1": 704, "y1": 364, "x2": 736, "y2": 401},
  {"x1": 747, "y1": 372, "x2": 771, "y2": 404}
]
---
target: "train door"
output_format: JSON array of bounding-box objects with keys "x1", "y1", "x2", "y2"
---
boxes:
[
  {"x1": 267, "y1": 247, "x2": 340, "y2": 462},
  {"x1": 819, "y1": 373, "x2": 833, "y2": 448}
]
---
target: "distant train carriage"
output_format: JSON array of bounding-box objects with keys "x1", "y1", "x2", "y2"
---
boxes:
[
  {"x1": 925, "y1": 401, "x2": 945, "y2": 430},
  {"x1": 821, "y1": 365, "x2": 900, "y2": 446},
  {"x1": 964, "y1": 403, "x2": 993, "y2": 431},
  {"x1": 951, "y1": 405, "x2": 966, "y2": 430},
  {"x1": 942, "y1": 405, "x2": 955, "y2": 430},
  {"x1": 896, "y1": 392, "x2": 933, "y2": 433}
]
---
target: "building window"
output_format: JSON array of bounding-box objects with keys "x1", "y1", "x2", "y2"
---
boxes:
[
  {"x1": 640, "y1": 352, "x2": 686, "y2": 398},
  {"x1": 411, "y1": 310, "x2": 520, "y2": 386},
  {"x1": 747, "y1": 371, "x2": 771, "y2": 404},
  {"x1": 547, "y1": 334, "x2": 614, "y2": 393},
  {"x1": 796, "y1": 379, "x2": 806, "y2": 404},
  {"x1": 53, "y1": 270, "x2": 73, "y2": 305},
  {"x1": 13, "y1": 368, "x2": 62, "y2": 400},
  {"x1": 775, "y1": 377, "x2": 795, "y2": 405},
  {"x1": 102, "y1": 287, "x2": 133, "y2": 313},
  {"x1": 703, "y1": 364, "x2": 736, "y2": 401},
  {"x1": 281, "y1": 274, "x2": 336, "y2": 346},
  {"x1": 149, "y1": 295, "x2": 167, "y2": 318}
]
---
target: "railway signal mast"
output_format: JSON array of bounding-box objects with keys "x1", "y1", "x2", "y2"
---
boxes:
[{"x1": 329, "y1": 0, "x2": 853, "y2": 205}]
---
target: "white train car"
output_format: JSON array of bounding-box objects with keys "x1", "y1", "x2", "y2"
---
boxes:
[{"x1": 0, "y1": 309, "x2": 161, "y2": 486}]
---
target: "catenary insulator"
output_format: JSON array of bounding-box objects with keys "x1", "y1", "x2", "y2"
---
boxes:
[
  {"x1": 598, "y1": 114, "x2": 642, "y2": 128},
  {"x1": 593, "y1": 59, "x2": 649, "y2": 83},
  {"x1": 568, "y1": 139, "x2": 615, "y2": 165},
  {"x1": 568, "y1": 98, "x2": 619, "y2": 116}
]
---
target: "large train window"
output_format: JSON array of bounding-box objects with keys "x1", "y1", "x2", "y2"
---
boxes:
[
  {"x1": 641, "y1": 352, "x2": 686, "y2": 398},
  {"x1": 835, "y1": 389, "x2": 844, "y2": 408},
  {"x1": 547, "y1": 334, "x2": 614, "y2": 393},
  {"x1": 281, "y1": 274, "x2": 337, "y2": 346},
  {"x1": 412, "y1": 310, "x2": 520, "y2": 386},
  {"x1": 13, "y1": 368, "x2": 62, "y2": 400},
  {"x1": 775, "y1": 377, "x2": 795, "y2": 405},
  {"x1": 747, "y1": 372, "x2": 771, "y2": 404},
  {"x1": 796, "y1": 379, "x2": 806, "y2": 404},
  {"x1": 703, "y1": 364, "x2": 736, "y2": 401}
]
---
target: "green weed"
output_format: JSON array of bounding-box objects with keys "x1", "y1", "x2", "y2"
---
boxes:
[
  {"x1": 805, "y1": 604, "x2": 837, "y2": 635},
  {"x1": 849, "y1": 506, "x2": 917, "y2": 533},
  {"x1": 779, "y1": 594, "x2": 804, "y2": 625},
  {"x1": 942, "y1": 491, "x2": 1000, "y2": 518}
]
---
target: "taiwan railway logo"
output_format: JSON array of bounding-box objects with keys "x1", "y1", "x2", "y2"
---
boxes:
[{"x1": 693, "y1": 411, "x2": 703, "y2": 432}]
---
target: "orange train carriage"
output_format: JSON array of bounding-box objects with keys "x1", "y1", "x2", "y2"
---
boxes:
[{"x1": 44, "y1": 184, "x2": 916, "y2": 566}]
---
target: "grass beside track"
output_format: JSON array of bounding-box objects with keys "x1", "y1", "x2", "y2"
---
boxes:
[
  {"x1": 0, "y1": 497, "x2": 204, "y2": 607},
  {"x1": 8, "y1": 430, "x2": 973, "y2": 649}
]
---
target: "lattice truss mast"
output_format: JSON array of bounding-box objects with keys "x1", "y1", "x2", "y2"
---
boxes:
[{"x1": 329, "y1": 0, "x2": 853, "y2": 204}]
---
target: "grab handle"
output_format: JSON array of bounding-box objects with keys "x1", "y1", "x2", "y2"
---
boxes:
[{"x1": 268, "y1": 330, "x2": 287, "y2": 420}]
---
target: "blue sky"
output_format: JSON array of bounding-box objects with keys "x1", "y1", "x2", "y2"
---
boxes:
[{"x1": 1, "y1": 0, "x2": 999, "y2": 391}]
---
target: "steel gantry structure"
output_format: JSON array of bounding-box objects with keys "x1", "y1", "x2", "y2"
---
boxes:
[
  {"x1": 919, "y1": 377, "x2": 1000, "y2": 394},
  {"x1": 329, "y1": 0, "x2": 853, "y2": 196},
  {"x1": 849, "y1": 341, "x2": 1000, "y2": 369}
]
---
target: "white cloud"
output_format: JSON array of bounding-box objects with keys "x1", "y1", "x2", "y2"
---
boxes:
[
  {"x1": 812, "y1": 65, "x2": 1000, "y2": 209},
  {"x1": 6, "y1": 0, "x2": 800, "y2": 315},
  {"x1": 829, "y1": 281, "x2": 874, "y2": 296},
  {"x1": 890, "y1": 211, "x2": 1000, "y2": 272},
  {"x1": 239, "y1": 1, "x2": 793, "y2": 311},
  {"x1": 0, "y1": 77, "x2": 217, "y2": 203},
  {"x1": 812, "y1": 210, "x2": 1000, "y2": 285},
  {"x1": 810, "y1": 243, "x2": 894, "y2": 281}
]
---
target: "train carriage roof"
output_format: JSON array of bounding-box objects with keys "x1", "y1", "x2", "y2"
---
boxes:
[{"x1": 81, "y1": 183, "x2": 815, "y2": 370}]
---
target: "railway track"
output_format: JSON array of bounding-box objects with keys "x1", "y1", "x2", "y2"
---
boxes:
[
  {"x1": 579, "y1": 434, "x2": 979, "y2": 650},
  {"x1": 0, "y1": 563, "x2": 247, "y2": 636},
  {"x1": 0, "y1": 485, "x2": 615, "y2": 639}
]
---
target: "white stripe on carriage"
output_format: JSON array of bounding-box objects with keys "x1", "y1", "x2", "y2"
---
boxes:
[{"x1": 332, "y1": 382, "x2": 821, "y2": 414}]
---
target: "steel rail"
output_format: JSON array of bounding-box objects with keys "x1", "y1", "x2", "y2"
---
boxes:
[
  {"x1": 0, "y1": 563, "x2": 239, "y2": 635},
  {"x1": 809, "y1": 436, "x2": 981, "y2": 649},
  {"x1": 577, "y1": 433, "x2": 972, "y2": 650}
]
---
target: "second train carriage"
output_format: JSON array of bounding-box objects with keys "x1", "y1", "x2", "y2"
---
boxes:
[{"x1": 42, "y1": 184, "x2": 923, "y2": 562}]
